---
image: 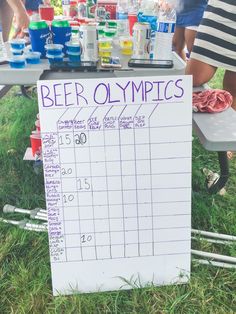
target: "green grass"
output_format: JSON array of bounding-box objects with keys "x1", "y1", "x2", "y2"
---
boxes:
[{"x1": 0, "y1": 72, "x2": 236, "y2": 313}]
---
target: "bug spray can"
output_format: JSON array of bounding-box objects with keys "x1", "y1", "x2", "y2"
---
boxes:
[{"x1": 79, "y1": 24, "x2": 98, "y2": 61}]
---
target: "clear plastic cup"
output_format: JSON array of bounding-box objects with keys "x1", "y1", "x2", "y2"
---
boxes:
[
  {"x1": 67, "y1": 51, "x2": 81, "y2": 62},
  {"x1": 25, "y1": 52, "x2": 41, "y2": 64},
  {"x1": 9, "y1": 38, "x2": 26, "y2": 50},
  {"x1": 44, "y1": 44, "x2": 64, "y2": 56},
  {"x1": 98, "y1": 38, "x2": 112, "y2": 50},
  {"x1": 46, "y1": 53, "x2": 64, "y2": 64},
  {"x1": 9, "y1": 55, "x2": 26, "y2": 69},
  {"x1": 65, "y1": 41, "x2": 82, "y2": 54}
]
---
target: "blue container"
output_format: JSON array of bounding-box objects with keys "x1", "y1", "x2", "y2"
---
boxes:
[
  {"x1": 9, "y1": 56, "x2": 26, "y2": 69},
  {"x1": 10, "y1": 48, "x2": 23, "y2": 56},
  {"x1": 45, "y1": 44, "x2": 63, "y2": 56},
  {"x1": 51, "y1": 20, "x2": 71, "y2": 53},
  {"x1": 65, "y1": 41, "x2": 81, "y2": 54},
  {"x1": 29, "y1": 20, "x2": 51, "y2": 57},
  {"x1": 9, "y1": 39, "x2": 26, "y2": 50},
  {"x1": 46, "y1": 53, "x2": 64, "y2": 64},
  {"x1": 67, "y1": 52, "x2": 81, "y2": 62},
  {"x1": 25, "y1": 52, "x2": 41, "y2": 64}
]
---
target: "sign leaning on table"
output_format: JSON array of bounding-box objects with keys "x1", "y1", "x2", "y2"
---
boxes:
[{"x1": 37, "y1": 75, "x2": 192, "y2": 296}]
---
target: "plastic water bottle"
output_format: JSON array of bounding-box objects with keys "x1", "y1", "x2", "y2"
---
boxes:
[
  {"x1": 153, "y1": 1, "x2": 176, "y2": 60},
  {"x1": 62, "y1": 0, "x2": 70, "y2": 17},
  {"x1": 128, "y1": 0, "x2": 139, "y2": 35},
  {"x1": 78, "y1": 0, "x2": 87, "y2": 18},
  {"x1": 116, "y1": 0, "x2": 129, "y2": 36},
  {"x1": 0, "y1": 24, "x2": 7, "y2": 62}
]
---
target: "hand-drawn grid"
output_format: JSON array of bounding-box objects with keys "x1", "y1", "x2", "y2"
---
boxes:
[{"x1": 45, "y1": 103, "x2": 191, "y2": 263}]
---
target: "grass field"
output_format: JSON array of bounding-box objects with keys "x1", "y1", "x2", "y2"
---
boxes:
[{"x1": 0, "y1": 70, "x2": 236, "y2": 313}]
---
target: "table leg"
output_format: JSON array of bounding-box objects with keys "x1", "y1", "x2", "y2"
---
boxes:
[
  {"x1": 208, "y1": 151, "x2": 229, "y2": 194},
  {"x1": 0, "y1": 85, "x2": 12, "y2": 99}
]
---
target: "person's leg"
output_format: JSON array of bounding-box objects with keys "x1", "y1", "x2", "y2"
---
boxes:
[
  {"x1": 185, "y1": 58, "x2": 217, "y2": 86},
  {"x1": 184, "y1": 28, "x2": 197, "y2": 56},
  {"x1": 0, "y1": 0, "x2": 14, "y2": 42},
  {"x1": 223, "y1": 70, "x2": 236, "y2": 111},
  {"x1": 172, "y1": 27, "x2": 186, "y2": 61}
]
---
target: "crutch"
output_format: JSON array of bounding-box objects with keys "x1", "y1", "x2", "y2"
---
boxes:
[
  {"x1": 3, "y1": 204, "x2": 47, "y2": 221},
  {"x1": 0, "y1": 217, "x2": 47, "y2": 232},
  {"x1": 191, "y1": 229, "x2": 236, "y2": 269}
]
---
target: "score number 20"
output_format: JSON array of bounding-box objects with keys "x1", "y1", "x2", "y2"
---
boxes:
[{"x1": 59, "y1": 133, "x2": 87, "y2": 146}]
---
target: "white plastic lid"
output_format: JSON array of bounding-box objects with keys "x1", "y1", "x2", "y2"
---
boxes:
[
  {"x1": 46, "y1": 53, "x2": 64, "y2": 59},
  {"x1": 9, "y1": 55, "x2": 25, "y2": 62},
  {"x1": 65, "y1": 41, "x2": 81, "y2": 47},
  {"x1": 45, "y1": 44, "x2": 64, "y2": 50},
  {"x1": 9, "y1": 38, "x2": 26, "y2": 45},
  {"x1": 25, "y1": 51, "x2": 41, "y2": 58}
]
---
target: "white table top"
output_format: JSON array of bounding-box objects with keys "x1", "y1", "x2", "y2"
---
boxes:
[{"x1": 0, "y1": 51, "x2": 186, "y2": 85}]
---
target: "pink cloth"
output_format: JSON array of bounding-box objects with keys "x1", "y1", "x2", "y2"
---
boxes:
[{"x1": 192, "y1": 89, "x2": 233, "y2": 113}]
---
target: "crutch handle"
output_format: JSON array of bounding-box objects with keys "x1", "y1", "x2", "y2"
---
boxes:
[{"x1": 3, "y1": 204, "x2": 16, "y2": 213}]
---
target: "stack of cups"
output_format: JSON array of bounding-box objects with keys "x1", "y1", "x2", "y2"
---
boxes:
[
  {"x1": 45, "y1": 44, "x2": 64, "y2": 64},
  {"x1": 30, "y1": 114, "x2": 42, "y2": 157},
  {"x1": 98, "y1": 38, "x2": 113, "y2": 60},
  {"x1": 9, "y1": 39, "x2": 26, "y2": 55},
  {"x1": 65, "y1": 41, "x2": 82, "y2": 64}
]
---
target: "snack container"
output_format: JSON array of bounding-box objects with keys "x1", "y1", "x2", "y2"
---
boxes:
[
  {"x1": 25, "y1": 52, "x2": 41, "y2": 64},
  {"x1": 9, "y1": 55, "x2": 26, "y2": 69},
  {"x1": 9, "y1": 38, "x2": 26, "y2": 50},
  {"x1": 10, "y1": 48, "x2": 23, "y2": 56},
  {"x1": 67, "y1": 51, "x2": 81, "y2": 62},
  {"x1": 65, "y1": 41, "x2": 82, "y2": 54},
  {"x1": 45, "y1": 44, "x2": 64, "y2": 56},
  {"x1": 46, "y1": 53, "x2": 64, "y2": 64}
]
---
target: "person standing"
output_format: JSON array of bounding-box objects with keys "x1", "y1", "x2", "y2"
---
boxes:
[
  {"x1": 186, "y1": 0, "x2": 236, "y2": 111},
  {"x1": 0, "y1": 0, "x2": 29, "y2": 41},
  {"x1": 173, "y1": 0, "x2": 208, "y2": 61}
]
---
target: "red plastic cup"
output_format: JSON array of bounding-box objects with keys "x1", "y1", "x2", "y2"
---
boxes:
[
  {"x1": 39, "y1": 5, "x2": 55, "y2": 21},
  {"x1": 128, "y1": 14, "x2": 137, "y2": 36},
  {"x1": 30, "y1": 134, "x2": 42, "y2": 156}
]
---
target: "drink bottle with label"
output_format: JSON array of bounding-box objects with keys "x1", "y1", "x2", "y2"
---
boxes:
[
  {"x1": 153, "y1": 1, "x2": 176, "y2": 60},
  {"x1": 86, "y1": 0, "x2": 96, "y2": 18}
]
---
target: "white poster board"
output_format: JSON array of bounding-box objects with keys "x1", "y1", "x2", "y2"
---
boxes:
[{"x1": 37, "y1": 75, "x2": 192, "y2": 296}]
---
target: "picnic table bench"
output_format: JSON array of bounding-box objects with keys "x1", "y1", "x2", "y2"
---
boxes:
[{"x1": 193, "y1": 86, "x2": 236, "y2": 193}]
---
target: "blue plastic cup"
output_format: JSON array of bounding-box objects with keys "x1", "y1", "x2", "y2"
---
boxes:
[
  {"x1": 9, "y1": 39, "x2": 26, "y2": 50},
  {"x1": 44, "y1": 44, "x2": 63, "y2": 56},
  {"x1": 9, "y1": 55, "x2": 26, "y2": 69},
  {"x1": 65, "y1": 41, "x2": 82, "y2": 54},
  {"x1": 25, "y1": 52, "x2": 41, "y2": 64},
  {"x1": 46, "y1": 53, "x2": 64, "y2": 64},
  {"x1": 67, "y1": 51, "x2": 81, "y2": 63},
  {"x1": 10, "y1": 48, "x2": 23, "y2": 56}
]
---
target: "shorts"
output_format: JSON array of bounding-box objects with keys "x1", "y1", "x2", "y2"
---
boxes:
[{"x1": 176, "y1": 0, "x2": 208, "y2": 28}]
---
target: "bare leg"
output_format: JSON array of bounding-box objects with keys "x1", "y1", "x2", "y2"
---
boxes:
[
  {"x1": 223, "y1": 70, "x2": 236, "y2": 111},
  {"x1": 185, "y1": 58, "x2": 217, "y2": 86},
  {"x1": 172, "y1": 27, "x2": 186, "y2": 61},
  {"x1": 184, "y1": 29, "x2": 197, "y2": 56},
  {"x1": 0, "y1": 0, "x2": 14, "y2": 42},
  {"x1": 223, "y1": 71, "x2": 236, "y2": 159}
]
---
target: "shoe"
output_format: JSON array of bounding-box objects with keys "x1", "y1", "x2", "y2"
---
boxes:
[{"x1": 202, "y1": 168, "x2": 226, "y2": 195}]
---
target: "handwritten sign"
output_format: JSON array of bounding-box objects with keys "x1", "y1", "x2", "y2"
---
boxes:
[{"x1": 37, "y1": 76, "x2": 192, "y2": 296}]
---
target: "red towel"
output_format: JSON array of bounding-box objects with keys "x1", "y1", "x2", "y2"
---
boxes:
[{"x1": 192, "y1": 89, "x2": 232, "y2": 113}]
